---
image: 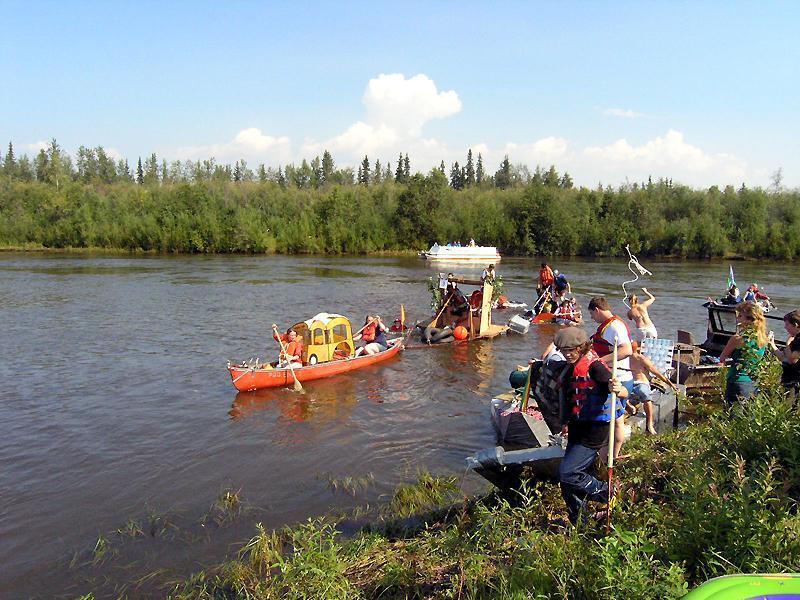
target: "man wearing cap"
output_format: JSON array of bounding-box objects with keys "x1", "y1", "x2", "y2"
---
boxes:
[{"x1": 554, "y1": 327, "x2": 628, "y2": 524}]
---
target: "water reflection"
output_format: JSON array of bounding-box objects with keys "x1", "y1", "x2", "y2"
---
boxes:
[{"x1": 230, "y1": 376, "x2": 359, "y2": 423}]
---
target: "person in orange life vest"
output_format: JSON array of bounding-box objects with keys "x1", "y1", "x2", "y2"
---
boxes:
[
  {"x1": 273, "y1": 326, "x2": 293, "y2": 344},
  {"x1": 355, "y1": 315, "x2": 389, "y2": 356},
  {"x1": 277, "y1": 328, "x2": 303, "y2": 367},
  {"x1": 555, "y1": 327, "x2": 628, "y2": 524},
  {"x1": 538, "y1": 262, "x2": 554, "y2": 294}
]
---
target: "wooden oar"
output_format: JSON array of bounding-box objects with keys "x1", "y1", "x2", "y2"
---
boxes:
[
  {"x1": 272, "y1": 325, "x2": 304, "y2": 392},
  {"x1": 428, "y1": 292, "x2": 454, "y2": 328},
  {"x1": 606, "y1": 336, "x2": 619, "y2": 533}
]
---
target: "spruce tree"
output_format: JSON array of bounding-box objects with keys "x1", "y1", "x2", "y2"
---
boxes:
[
  {"x1": 384, "y1": 163, "x2": 392, "y2": 180},
  {"x1": 439, "y1": 160, "x2": 446, "y2": 175},
  {"x1": 450, "y1": 161, "x2": 463, "y2": 190},
  {"x1": 136, "y1": 157, "x2": 144, "y2": 184},
  {"x1": 465, "y1": 149, "x2": 475, "y2": 186},
  {"x1": 3, "y1": 141, "x2": 16, "y2": 177},
  {"x1": 372, "y1": 159, "x2": 382, "y2": 184},
  {"x1": 360, "y1": 155, "x2": 370, "y2": 185},
  {"x1": 258, "y1": 164, "x2": 267, "y2": 183},
  {"x1": 494, "y1": 155, "x2": 512, "y2": 189},
  {"x1": 403, "y1": 154, "x2": 410, "y2": 179},
  {"x1": 160, "y1": 159, "x2": 168, "y2": 184},
  {"x1": 543, "y1": 165, "x2": 560, "y2": 187},
  {"x1": 311, "y1": 156, "x2": 323, "y2": 188},
  {"x1": 476, "y1": 153, "x2": 484, "y2": 184},
  {"x1": 395, "y1": 153, "x2": 404, "y2": 183},
  {"x1": 321, "y1": 150, "x2": 334, "y2": 185}
]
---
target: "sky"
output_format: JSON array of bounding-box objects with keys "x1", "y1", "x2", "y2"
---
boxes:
[{"x1": 1, "y1": 1, "x2": 798, "y2": 189}]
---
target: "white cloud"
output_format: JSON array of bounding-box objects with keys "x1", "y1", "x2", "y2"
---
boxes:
[
  {"x1": 175, "y1": 127, "x2": 292, "y2": 164},
  {"x1": 603, "y1": 108, "x2": 645, "y2": 119},
  {"x1": 580, "y1": 130, "x2": 748, "y2": 187},
  {"x1": 25, "y1": 140, "x2": 48, "y2": 153},
  {"x1": 363, "y1": 73, "x2": 461, "y2": 137},
  {"x1": 303, "y1": 73, "x2": 461, "y2": 165},
  {"x1": 504, "y1": 137, "x2": 569, "y2": 164}
]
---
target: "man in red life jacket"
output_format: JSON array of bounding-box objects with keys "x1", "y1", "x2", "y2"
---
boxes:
[
  {"x1": 555, "y1": 327, "x2": 628, "y2": 524},
  {"x1": 587, "y1": 297, "x2": 634, "y2": 391}
]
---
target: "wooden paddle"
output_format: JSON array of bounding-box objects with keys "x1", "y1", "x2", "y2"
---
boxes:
[
  {"x1": 272, "y1": 325, "x2": 304, "y2": 392},
  {"x1": 606, "y1": 336, "x2": 619, "y2": 533},
  {"x1": 428, "y1": 292, "x2": 454, "y2": 328}
]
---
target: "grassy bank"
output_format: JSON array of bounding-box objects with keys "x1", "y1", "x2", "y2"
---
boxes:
[
  {"x1": 2, "y1": 177, "x2": 800, "y2": 259},
  {"x1": 73, "y1": 381, "x2": 799, "y2": 599}
]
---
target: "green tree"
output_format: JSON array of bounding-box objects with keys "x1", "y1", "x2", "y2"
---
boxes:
[
  {"x1": 543, "y1": 164, "x2": 560, "y2": 187},
  {"x1": 144, "y1": 153, "x2": 159, "y2": 184},
  {"x1": 476, "y1": 153, "x2": 484, "y2": 184},
  {"x1": 494, "y1": 155, "x2": 512, "y2": 189},
  {"x1": 403, "y1": 154, "x2": 410, "y2": 179},
  {"x1": 136, "y1": 157, "x2": 144, "y2": 184},
  {"x1": 450, "y1": 161, "x2": 464, "y2": 190},
  {"x1": 560, "y1": 172, "x2": 573, "y2": 189},
  {"x1": 35, "y1": 149, "x2": 48, "y2": 182},
  {"x1": 321, "y1": 150, "x2": 334, "y2": 185},
  {"x1": 359, "y1": 155, "x2": 370, "y2": 185},
  {"x1": 97, "y1": 147, "x2": 116, "y2": 183},
  {"x1": 3, "y1": 142, "x2": 16, "y2": 177},
  {"x1": 372, "y1": 159, "x2": 382, "y2": 185},
  {"x1": 465, "y1": 149, "x2": 476, "y2": 187},
  {"x1": 394, "y1": 153, "x2": 404, "y2": 183}
]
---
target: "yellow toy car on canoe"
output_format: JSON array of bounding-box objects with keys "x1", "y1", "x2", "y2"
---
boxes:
[{"x1": 227, "y1": 312, "x2": 403, "y2": 391}]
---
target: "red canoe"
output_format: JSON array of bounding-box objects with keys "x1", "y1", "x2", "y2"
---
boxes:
[{"x1": 227, "y1": 342, "x2": 403, "y2": 392}]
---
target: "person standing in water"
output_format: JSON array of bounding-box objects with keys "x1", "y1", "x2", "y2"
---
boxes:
[{"x1": 627, "y1": 287, "x2": 658, "y2": 342}]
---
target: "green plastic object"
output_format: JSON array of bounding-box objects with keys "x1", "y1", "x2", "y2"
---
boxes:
[{"x1": 684, "y1": 574, "x2": 800, "y2": 599}]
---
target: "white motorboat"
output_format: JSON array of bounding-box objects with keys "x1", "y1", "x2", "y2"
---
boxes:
[{"x1": 419, "y1": 243, "x2": 501, "y2": 262}]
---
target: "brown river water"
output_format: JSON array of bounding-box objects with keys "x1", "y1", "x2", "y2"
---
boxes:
[{"x1": 1, "y1": 252, "x2": 798, "y2": 597}]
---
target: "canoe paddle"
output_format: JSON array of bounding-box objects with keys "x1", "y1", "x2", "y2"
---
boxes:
[
  {"x1": 271, "y1": 324, "x2": 304, "y2": 393},
  {"x1": 607, "y1": 336, "x2": 619, "y2": 532}
]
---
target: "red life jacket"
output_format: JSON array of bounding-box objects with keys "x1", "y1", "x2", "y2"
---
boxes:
[
  {"x1": 572, "y1": 349, "x2": 618, "y2": 422},
  {"x1": 591, "y1": 316, "x2": 630, "y2": 357}
]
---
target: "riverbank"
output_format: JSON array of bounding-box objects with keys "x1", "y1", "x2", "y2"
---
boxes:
[
  {"x1": 2, "y1": 177, "x2": 799, "y2": 259},
  {"x1": 82, "y1": 384, "x2": 800, "y2": 599}
]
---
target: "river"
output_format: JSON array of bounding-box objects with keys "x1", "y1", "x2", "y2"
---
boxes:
[{"x1": 1, "y1": 252, "x2": 797, "y2": 597}]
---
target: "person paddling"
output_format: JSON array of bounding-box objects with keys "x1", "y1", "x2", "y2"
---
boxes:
[{"x1": 274, "y1": 326, "x2": 303, "y2": 367}]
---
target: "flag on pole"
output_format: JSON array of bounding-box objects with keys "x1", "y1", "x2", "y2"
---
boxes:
[{"x1": 727, "y1": 264, "x2": 736, "y2": 289}]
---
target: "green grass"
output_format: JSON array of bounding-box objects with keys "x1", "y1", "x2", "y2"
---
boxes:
[{"x1": 88, "y1": 381, "x2": 800, "y2": 598}]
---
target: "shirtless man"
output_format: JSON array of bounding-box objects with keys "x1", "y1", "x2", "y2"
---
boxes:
[
  {"x1": 628, "y1": 342, "x2": 678, "y2": 435},
  {"x1": 627, "y1": 287, "x2": 658, "y2": 342}
]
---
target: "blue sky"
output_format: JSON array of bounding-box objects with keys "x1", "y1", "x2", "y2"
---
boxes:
[{"x1": 2, "y1": 1, "x2": 798, "y2": 188}]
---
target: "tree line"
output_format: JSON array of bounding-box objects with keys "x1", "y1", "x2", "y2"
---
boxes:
[{"x1": 1, "y1": 140, "x2": 798, "y2": 258}]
